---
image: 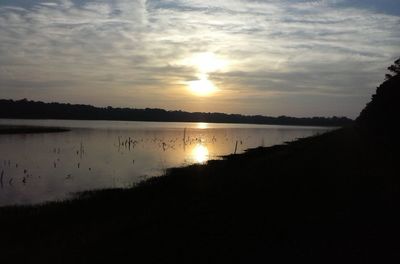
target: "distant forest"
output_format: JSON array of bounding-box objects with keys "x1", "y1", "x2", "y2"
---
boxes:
[{"x1": 0, "y1": 99, "x2": 353, "y2": 127}]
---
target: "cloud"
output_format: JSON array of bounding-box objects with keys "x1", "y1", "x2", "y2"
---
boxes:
[{"x1": 0, "y1": 0, "x2": 399, "y2": 117}]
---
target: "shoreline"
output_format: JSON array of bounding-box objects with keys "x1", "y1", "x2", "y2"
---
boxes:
[
  {"x1": 0, "y1": 125, "x2": 70, "y2": 134},
  {"x1": 0, "y1": 117, "x2": 341, "y2": 129}
]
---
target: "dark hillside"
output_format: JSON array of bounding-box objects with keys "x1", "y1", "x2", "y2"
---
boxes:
[{"x1": 357, "y1": 74, "x2": 400, "y2": 142}]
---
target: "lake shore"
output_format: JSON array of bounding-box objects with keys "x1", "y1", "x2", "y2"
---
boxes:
[
  {"x1": 0, "y1": 126, "x2": 398, "y2": 263},
  {"x1": 0, "y1": 125, "x2": 69, "y2": 134}
]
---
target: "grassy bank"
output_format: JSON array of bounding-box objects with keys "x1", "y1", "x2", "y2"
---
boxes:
[
  {"x1": 0, "y1": 127, "x2": 399, "y2": 263},
  {"x1": 0, "y1": 125, "x2": 69, "y2": 134}
]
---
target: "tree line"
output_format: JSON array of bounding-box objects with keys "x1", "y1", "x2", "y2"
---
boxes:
[{"x1": 0, "y1": 99, "x2": 353, "y2": 127}]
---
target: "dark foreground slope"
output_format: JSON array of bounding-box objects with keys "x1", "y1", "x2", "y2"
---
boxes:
[{"x1": 0, "y1": 127, "x2": 399, "y2": 263}]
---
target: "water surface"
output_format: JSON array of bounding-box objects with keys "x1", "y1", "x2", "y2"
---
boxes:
[{"x1": 0, "y1": 119, "x2": 332, "y2": 206}]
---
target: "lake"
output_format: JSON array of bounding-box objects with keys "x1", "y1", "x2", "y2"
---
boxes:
[{"x1": 0, "y1": 119, "x2": 332, "y2": 206}]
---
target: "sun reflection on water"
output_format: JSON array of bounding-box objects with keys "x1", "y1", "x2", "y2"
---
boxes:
[
  {"x1": 192, "y1": 144, "x2": 209, "y2": 163},
  {"x1": 196, "y1": 122, "x2": 208, "y2": 129}
]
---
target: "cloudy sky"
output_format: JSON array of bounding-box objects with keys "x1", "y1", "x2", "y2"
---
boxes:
[{"x1": 0, "y1": 0, "x2": 399, "y2": 118}]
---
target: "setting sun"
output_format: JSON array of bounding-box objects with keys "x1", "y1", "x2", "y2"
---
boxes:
[
  {"x1": 185, "y1": 52, "x2": 227, "y2": 96},
  {"x1": 188, "y1": 77, "x2": 217, "y2": 96}
]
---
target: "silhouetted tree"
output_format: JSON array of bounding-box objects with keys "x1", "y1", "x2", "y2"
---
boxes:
[
  {"x1": 357, "y1": 57, "x2": 400, "y2": 144},
  {"x1": 385, "y1": 57, "x2": 400, "y2": 80}
]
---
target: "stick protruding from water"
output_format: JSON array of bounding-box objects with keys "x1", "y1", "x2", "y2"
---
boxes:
[{"x1": 234, "y1": 140, "x2": 238, "y2": 154}]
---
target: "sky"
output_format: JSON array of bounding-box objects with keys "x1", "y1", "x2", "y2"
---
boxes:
[{"x1": 0, "y1": 0, "x2": 399, "y2": 118}]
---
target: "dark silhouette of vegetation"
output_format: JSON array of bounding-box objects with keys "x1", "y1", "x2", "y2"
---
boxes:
[
  {"x1": 385, "y1": 57, "x2": 400, "y2": 80},
  {"x1": 0, "y1": 99, "x2": 353, "y2": 127},
  {"x1": 0, "y1": 60, "x2": 399, "y2": 263},
  {"x1": 357, "y1": 58, "x2": 400, "y2": 144}
]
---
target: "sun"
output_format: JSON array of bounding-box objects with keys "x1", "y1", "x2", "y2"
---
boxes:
[
  {"x1": 185, "y1": 52, "x2": 227, "y2": 96},
  {"x1": 188, "y1": 77, "x2": 217, "y2": 96}
]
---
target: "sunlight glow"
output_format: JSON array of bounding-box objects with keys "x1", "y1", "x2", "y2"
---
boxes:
[
  {"x1": 191, "y1": 52, "x2": 228, "y2": 74},
  {"x1": 192, "y1": 144, "x2": 209, "y2": 163}
]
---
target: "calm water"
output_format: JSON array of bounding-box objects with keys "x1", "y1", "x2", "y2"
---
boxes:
[{"x1": 0, "y1": 119, "x2": 332, "y2": 206}]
